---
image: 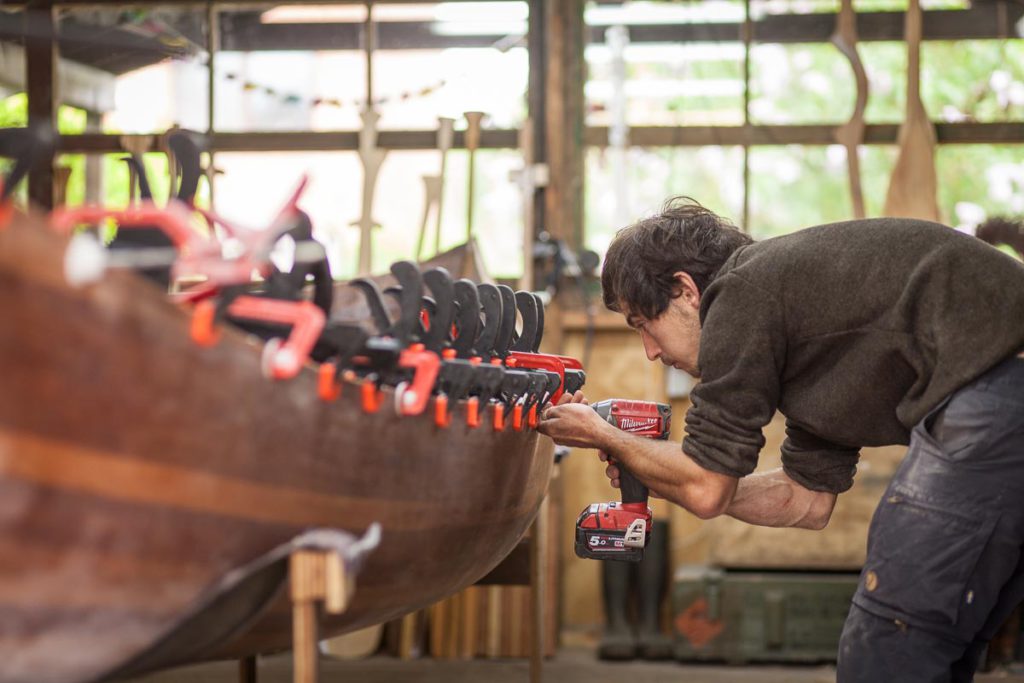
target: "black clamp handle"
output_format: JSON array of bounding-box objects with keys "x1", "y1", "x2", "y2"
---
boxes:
[
  {"x1": 492, "y1": 285, "x2": 517, "y2": 359},
  {"x1": 451, "y1": 279, "x2": 481, "y2": 359},
  {"x1": 510, "y1": 290, "x2": 539, "y2": 353},
  {"x1": 422, "y1": 267, "x2": 455, "y2": 353}
]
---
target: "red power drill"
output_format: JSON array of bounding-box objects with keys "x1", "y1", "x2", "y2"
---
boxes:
[{"x1": 574, "y1": 399, "x2": 672, "y2": 562}]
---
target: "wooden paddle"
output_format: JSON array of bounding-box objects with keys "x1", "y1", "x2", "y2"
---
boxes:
[
  {"x1": 883, "y1": 0, "x2": 941, "y2": 221},
  {"x1": 352, "y1": 107, "x2": 387, "y2": 276},
  {"x1": 831, "y1": 0, "x2": 869, "y2": 219}
]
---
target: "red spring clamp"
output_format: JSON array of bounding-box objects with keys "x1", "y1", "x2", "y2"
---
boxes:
[
  {"x1": 434, "y1": 394, "x2": 452, "y2": 428},
  {"x1": 362, "y1": 380, "x2": 383, "y2": 414},
  {"x1": 492, "y1": 403, "x2": 506, "y2": 432},
  {"x1": 0, "y1": 199, "x2": 13, "y2": 230},
  {"x1": 553, "y1": 354, "x2": 584, "y2": 371},
  {"x1": 506, "y1": 351, "x2": 567, "y2": 403},
  {"x1": 318, "y1": 363, "x2": 342, "y2": 402},
  {"x1": 50, "y1": 202, "x2": 198, "y2": 247},
  {"x1": 512, "y1": 404, "x2": 524, "y2": 431},
  {"x1": 394, "y1": 344, "x2": 441, "y2": 417},
  {"x1": 226, "y1": 297, "x2": 326, "y2": 380},
  {"x1": 191, "y1": 300, "x2": 222, "y2": 347},
  {"x1": 528, "y1": 404, "x2": 539, "y2": 429},
  {"x1": 174, "y1": 281, "x2": 220, "y2": 306},
  {"x1": 466, "y1": 397, "x2": 480, "y2": 429}
]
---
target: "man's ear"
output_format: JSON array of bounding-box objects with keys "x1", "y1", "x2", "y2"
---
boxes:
[{"x1": 672, "y1": 271, "x2": 701, "y2": 309}]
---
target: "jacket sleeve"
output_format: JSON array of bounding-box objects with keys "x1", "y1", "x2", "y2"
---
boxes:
[
  {"x1": 781, "y1": 420, "x2": 860, "y2": 493},
  {"x1": 682, "y1": 273, "x2": 786, "y2": 478}
]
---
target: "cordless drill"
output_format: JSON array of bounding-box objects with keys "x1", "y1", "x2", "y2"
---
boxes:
[{"x1": 574, "y1": 399, "x2": 672, "y2": 562}]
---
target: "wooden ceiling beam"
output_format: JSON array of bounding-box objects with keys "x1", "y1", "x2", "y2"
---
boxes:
[
  {"x1": 215, "y1": 5, "x2": 1023, "y2": 52},
  {"x1": 55, "y1": 122, "x2": 1024, "y2": 155}
]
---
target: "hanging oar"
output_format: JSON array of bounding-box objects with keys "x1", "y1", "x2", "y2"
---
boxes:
[
  {"x1": 433, "y1": 116, "x2": 455, "y2": 255},
  {"x1": 352, "y1": 107, "x2": 387, "y2": 277},
  {"x1": 415, "y1": 117, "x2": 455, "y2": 262},
  {"x1": 416, "y1": 175, "x2": 442, "y2": 263},
  {"x1": 351, "y1": 3, "x2": 387, "y2": 276},
  {"x1": 883, "y1": 0, "x2": 940, "y2": 221},
  {"x1": 831, "y1": 0, "x2": 869, "y2": 219},
  {"x1": 461, "y1": 111, "x2": 485, "y2": 278}
]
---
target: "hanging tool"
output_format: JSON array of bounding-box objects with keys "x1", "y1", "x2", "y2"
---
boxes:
[
  {"x1": 109, "y1": 155, "x2": 173, "y2": 287},
  {"x1": 434, "y1": 117, "x2": 455, "y2": 255},
  {"x1": 352, "y1": 108, "x2": 387, "y2": 276},
  {"x1": 168, "y1": 129, "x2": 204, "y2": 205},
  {"x1": 416, "y1": 175, "x2": 443, "y2": 263},
  {"x1": 415, "y1": 117, "x2": 455, "y2": 262},
  {"x1": 883, "y1": 0, "x2": 940, "y2": 221},
  {"x1": 831, "y1": 0, "x2": 869, "y2": 219},
  {"x1": 574, "y1": 400, "x2": 671, "y2": 562},
  {"x1": 0, "y1": 125, "x2": 53, "y2": 226},
  {"x1": 462, "y1": 111, "x2": 485, "y2": 276},
  {"x1": 352, "y1": 3, "x2": 387, "y2": 275}
]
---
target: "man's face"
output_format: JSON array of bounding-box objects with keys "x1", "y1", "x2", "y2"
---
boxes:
[{"x1": 626, "y1": 289, "x2": 703, "y2": 379}]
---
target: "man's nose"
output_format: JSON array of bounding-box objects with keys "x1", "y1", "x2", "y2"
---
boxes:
[{"x1": 640, "y1": 330, "x2": 660, "y2": 361}]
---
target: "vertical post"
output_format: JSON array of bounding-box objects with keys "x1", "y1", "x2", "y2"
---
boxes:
[
  {"x1": 238, "y1": 656, "x2": 257, "y2": 683},
  {"x1": 464, "y1": 111, "x2": 485, "y2": 244},
  {"x1": 741, "y1": 0, "x2": 752, "y2": 232},
  {"x1": 290, "y1": 551, "x2": 323, "y2": 683},
  {"x1": 606, "y1": 25, "x2": 630, "y2": 230},
  {"x1": 207, "y1": 1, "x2": 219, "y2": 205},
  {"x1": 543, "y1": 0, "x2": 585, "y2": 252},
  {"x1": 527, "y1": 0, "x2": 547, "y2": 290},
  {"x1": 84, "y1": 111, "x2": 103, "y2": 204},
  {"x1": 529, "y1": 496, "x2": 549, "y2": 683},
  {"x1": 364, "y1": 1, "x2": 375, "y2": 107},
  {"x1": 25, "y1": 1, "x2": 57, "y2": 210},
  {"x1": 289, "y1": 550, "x2": 351, "y2": 683}
]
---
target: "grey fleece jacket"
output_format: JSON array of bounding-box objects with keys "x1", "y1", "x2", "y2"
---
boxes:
[{"x1": 682, "y1": 218, "x2": 1024, "y2": 494}]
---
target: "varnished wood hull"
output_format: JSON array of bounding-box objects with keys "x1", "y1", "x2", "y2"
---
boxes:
[{"x1": 0, "y1": 215, "x2": 552, "y2": 683}]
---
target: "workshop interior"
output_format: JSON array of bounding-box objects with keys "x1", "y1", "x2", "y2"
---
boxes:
[{"x1": 0, "y1": 1, "x2": 1023, "y2": 682}]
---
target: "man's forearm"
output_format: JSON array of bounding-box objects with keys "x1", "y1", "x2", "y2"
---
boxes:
[
  {"x1": 725, "y1": 468, "x2": 836, "y2": 529},
  {"x1": 599, "y1": 429, "x2": 737, "y2": 520}
]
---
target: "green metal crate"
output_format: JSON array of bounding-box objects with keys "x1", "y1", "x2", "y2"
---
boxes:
[{"x1": 673, "y1": 565, "x2": 859, "y2": 664}]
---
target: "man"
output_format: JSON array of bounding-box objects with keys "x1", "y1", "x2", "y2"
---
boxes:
[{"x1": 538, "y1": 198, "x2": 1024, "y2": 681}]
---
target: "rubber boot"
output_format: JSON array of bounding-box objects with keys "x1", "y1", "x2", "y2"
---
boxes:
[
  {"x1": 636, "y1": 519, "x2": 673, "y2": 660},
  {"x1": 598, "y1": 558, "x2": 636, "y2": 660}
]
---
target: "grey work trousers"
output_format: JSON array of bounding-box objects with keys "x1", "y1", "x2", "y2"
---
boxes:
[{"x1": 837, "y1": 356, "x2": 1024, "y2": 683}]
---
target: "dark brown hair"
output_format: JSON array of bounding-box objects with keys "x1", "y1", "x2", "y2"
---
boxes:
[{"x1": 601, "y1": 197, "x2": 752, "y2": 319}]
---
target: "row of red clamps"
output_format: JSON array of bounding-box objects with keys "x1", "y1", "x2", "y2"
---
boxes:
[
  {"x1": 504, "y1": 351, "x2": 583, "y2": 431},
  {"x1": 433, "y1": 352, "x2": 524, "y2": 433},
  {"x1": 457, "y1": 351, "x2": 585, "y2": 433},
  {"x1": 316, "y1": 344, "x2": 442, "y2": 419},
  {"x1": 49, "y1": 179, "x2": 326, "y2": 381}
]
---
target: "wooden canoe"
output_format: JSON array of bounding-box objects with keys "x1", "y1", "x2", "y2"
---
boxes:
[{"x1": 0, "y1": 212, "x2": 553, "y2": 683}]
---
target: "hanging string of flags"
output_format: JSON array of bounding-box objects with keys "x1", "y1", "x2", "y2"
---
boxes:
[{"x1": 223, "y1": 72, "x2": 448, "y2": 110}]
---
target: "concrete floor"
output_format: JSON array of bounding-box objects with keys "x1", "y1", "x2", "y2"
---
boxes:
[{"x1": 128, "y1": 648, "x2": 1024, "y2": 683}]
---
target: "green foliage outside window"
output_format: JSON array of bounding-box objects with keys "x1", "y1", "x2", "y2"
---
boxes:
[{"x1": 585, "y1": 32, "x2": 1024, "y2": 247}]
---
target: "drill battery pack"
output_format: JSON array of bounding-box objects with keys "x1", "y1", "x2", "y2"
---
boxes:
[{"x1": 574, "y1": 501, "x2": 652, "y2": 562}]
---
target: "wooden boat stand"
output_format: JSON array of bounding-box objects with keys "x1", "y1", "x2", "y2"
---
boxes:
[
  {"x1": 239, "y1": 549, "x2": 354, "y2": 683},
  {"x1": 237, "y1": 505, "x2": 550, "y2": 683}
]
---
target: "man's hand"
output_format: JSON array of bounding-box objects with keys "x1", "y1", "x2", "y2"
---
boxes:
[
  {"x1": 598, "y1": 451, "x2": 621, "y2": 489},
  {"x1": 556, "y1": 390, "x2": 589, "y2": 407},
  {"x1": 538, "y1": 393, "x2": 614, "y2": 450}
]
